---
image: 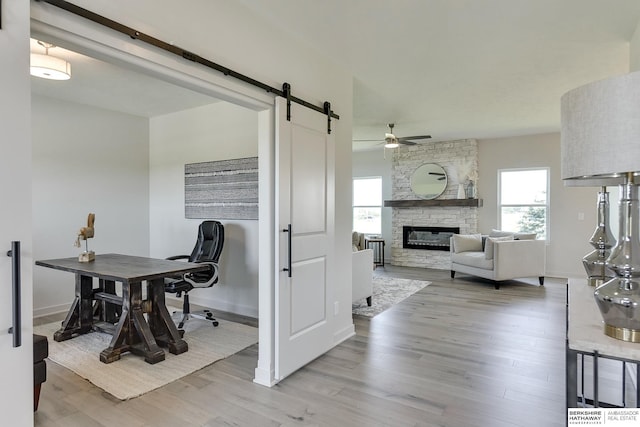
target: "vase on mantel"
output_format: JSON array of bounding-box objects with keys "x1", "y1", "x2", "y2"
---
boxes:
[
  {"x1": 466, "y1": 180, "x2": 476, "y2": 199},
  {"x1": 457, "y1": 184, "x2": 466, "y2": 199}
]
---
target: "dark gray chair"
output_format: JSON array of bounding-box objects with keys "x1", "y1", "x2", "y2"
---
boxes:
[
  {"x1": 164, "y1": 221, "x2": 224, "y2": 329},
  {"x1": 34, "y1": 334, "x2": 48, "y2": 411}
]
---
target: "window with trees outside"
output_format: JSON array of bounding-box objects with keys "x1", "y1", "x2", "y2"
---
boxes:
[
  {"x1": 498, "y1": 168, "x2": 549, "y2": 239},
  {"x1": 353, "y1": 177, "x2": 382, "y2": 234}
]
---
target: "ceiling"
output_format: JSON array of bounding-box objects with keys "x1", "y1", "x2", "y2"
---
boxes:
[
  {"x1": 31, "y1": 1, "x2": 640, "y2": 151},
  {"x1": 30, "y1": 39, "x2": 218, "y2": 118}
]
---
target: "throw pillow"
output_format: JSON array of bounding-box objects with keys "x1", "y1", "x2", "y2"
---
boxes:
[
  {"x1": 490, "y1": 229, "x2": 515, "y2": 238},
  {"x1": 485, "y1": 235, "x2": 514, "y2": 260},
  {"x1": 452, "y1": 234, "x2": 482, "y2": 253},
  {"x1": 352, "y1": 231, "x2": 361, "y2": 249}
]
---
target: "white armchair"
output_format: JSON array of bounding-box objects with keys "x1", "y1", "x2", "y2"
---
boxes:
[
  {"x1": 450, "y1": 233, "x2": 546, "y2": 289},
  {"x1": 352, "y1": 231, "x2": 373, "y2": 305},
  {"x1": 352, "y1": 248, "x2": 373, "y2": 305}
]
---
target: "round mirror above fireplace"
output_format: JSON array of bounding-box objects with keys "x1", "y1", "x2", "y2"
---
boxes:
[{"x1": 410, "y1": 163, "x2": 448, "y2": 199}]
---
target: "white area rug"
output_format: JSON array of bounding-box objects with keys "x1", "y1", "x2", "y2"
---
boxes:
[
  {"x1": 34, "y1": 317, "x2": 258, "y2": 400},
  {"x1": 352, "y1": 275, "x2": 431, "y2": 317}
]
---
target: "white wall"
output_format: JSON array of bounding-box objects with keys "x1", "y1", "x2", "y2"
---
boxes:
[
  {"x1": 351, "y1": 150, "x2": 392, "y2": 261},
  {"x1": 631, "y1": 20, "x2": 640, "y2": 72},
  {"x1": 477, "y1": 133, "x2": 597, "y2": 278},
  {"x1": 32, "y1": 95, "x2": 150, "y2": 316},
  {"x1": 149, "y1": 102, "x2": 260, "y2": 317}
]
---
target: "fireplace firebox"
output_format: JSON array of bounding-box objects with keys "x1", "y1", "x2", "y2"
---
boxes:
[{"x1": 402, "y1": 226, "x2": 460, "y2": 251}]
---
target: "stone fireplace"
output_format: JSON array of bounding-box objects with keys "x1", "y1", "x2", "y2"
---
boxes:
[{"x1": 389, "y1": 139, "x2": 479, "y2": 269}]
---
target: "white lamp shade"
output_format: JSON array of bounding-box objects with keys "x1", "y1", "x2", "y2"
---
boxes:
[
  {"x1": 30, "y1": 53, "x2": 71, "y2": 80},
  {"x1": 561, "y1": 71, "x2": 640, "y2": 183}
]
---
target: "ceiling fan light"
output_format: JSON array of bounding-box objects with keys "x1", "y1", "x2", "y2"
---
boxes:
[
  {"x1": 384, "y1": 135, "x2": 399, "y2": 148},
  {"x1": 30, "y1": 53, "x2": 71, "y2": 80}
]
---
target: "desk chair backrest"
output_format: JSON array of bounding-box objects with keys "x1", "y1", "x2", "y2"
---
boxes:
[{"x1": 189, "y1": 220, "x2": 224, "y2": 264}]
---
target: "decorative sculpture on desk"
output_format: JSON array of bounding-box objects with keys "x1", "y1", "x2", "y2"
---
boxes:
[{"x1": 74, "y1": 213, "x2": 95, "y2": 262}]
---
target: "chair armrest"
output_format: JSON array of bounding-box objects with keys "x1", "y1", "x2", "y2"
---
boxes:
[
  {"x1": 493, "y1": 239, "x2": 546, "y2": 280},
  {"x1": 184, "y1": 261, "x2": 219, "y2": 289},
  {"x1": 166, "y1": 254, "x2": 190, "y2": 261}
]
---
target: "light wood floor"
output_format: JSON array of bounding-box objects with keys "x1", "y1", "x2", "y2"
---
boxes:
[{"x1": 34, "y1": 267, "x2": 568, "y2": 427}]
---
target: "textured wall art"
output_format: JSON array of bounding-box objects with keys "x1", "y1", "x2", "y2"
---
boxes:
[{"x1": 185, "y1": 157, "x2": 258, "y2": 220}]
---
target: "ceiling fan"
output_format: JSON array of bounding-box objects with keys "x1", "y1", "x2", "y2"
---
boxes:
[{"x1": 356, "y1": 123, "x2": 432, "y2": 148}]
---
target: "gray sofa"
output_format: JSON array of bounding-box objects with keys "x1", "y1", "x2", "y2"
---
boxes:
[{"x1": 450, "y1": 231, "x2": 546, "y2": 289}]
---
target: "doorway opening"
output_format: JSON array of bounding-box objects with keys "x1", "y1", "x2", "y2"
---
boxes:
[{"x1": 29, "y1": 24, "x2": 275, "y2": 388}]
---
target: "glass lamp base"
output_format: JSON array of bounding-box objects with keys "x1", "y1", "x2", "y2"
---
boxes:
[
  {"x1": 587, "y1": 277, "x2": 609, "y2": 287},
  {"x1": 604, "y1": 324, "x2": 640, "y2": 343},
  {"x1": 594, "y1": 277, "x2": 640, "y2": 342}
]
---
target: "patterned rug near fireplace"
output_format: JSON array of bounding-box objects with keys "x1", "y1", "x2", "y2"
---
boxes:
[{"x1": 352, "y1": 275, "x2": 431, "y2": 317}]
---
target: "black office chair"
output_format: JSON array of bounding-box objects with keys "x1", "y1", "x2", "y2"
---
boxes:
[{"x1": 165, "y1": 220, "x2": 224, "y2": 329}]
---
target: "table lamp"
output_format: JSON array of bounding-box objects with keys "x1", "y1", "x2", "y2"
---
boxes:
[{"x1": 561, "y1": 71, "x2": 640, "y2": 342}]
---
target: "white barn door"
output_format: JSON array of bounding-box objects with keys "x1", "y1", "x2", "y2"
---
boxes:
[
  {"x1": 275, "y1": 97, "x2": 335, "y2": 380},
  {"x1": 0, "y1": 0, "x2": 34, "y2": 424}
]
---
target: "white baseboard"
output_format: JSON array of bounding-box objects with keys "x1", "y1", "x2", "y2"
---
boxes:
[
  {"x1": 170, "y1": 294, "x2": 258, "y2": 319},
  {"x1": 33, "y1": 302, "x2": 71, "y2": 319},
  {"x1": 253, "y1": 367, "x2": 277, "y2": 387},
  {"x1": 333, "y1": 323, "x2": 355, "y2": 345}
]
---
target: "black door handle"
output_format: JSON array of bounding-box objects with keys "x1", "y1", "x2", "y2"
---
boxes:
[
  {"x1": 6, "y1": 241, "x2": 21, "y2": 348},
  {"x1": 282, "y1": 225, "x2": 292, "y2": 277}
]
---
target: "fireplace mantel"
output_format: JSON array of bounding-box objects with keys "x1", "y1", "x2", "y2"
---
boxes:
[{"x1": 384, "y1": 199, "x2": 483, "y2": 208}]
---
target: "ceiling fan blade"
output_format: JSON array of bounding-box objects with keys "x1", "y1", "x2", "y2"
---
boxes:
[
  {"x1": 398, "y1": 140, "x2": 417, "y2": 145},
  {"x1": 398, "y1": 135, "x2": 432, "y2": 141}
]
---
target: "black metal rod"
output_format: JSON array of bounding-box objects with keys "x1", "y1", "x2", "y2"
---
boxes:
[
  {"x1": 283, "y1": 225, "x2": 292, "y2": 278},
  {"x1": 36, "y1": 0, "x2": 340, "y2": 121},
  {"x1": 8, "y1": 241, "x2": 21, "y2": 348},
  {"x1": 593, "y1": 351, "x2": 599, "y2": 407},
  {"x1": 580, "y1": 353, "x2": 585, "y2": 405}
]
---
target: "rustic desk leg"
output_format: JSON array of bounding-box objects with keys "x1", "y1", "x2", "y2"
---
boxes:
[
  {"x1": 54, "y1": 274, "x2": 93, "y2": 342},
  {"x1": 130, "y1": 281, "x2": 165, "y2": 364},
  {"x1": 147, "y1": 278, "x2": 188, "y2": 355},
  {"x1": 99, "y1": 310, "x2": 129, "y2": 363},
  {"x1": 100, "y1": 280, "x2": 165, "y2": 364}
]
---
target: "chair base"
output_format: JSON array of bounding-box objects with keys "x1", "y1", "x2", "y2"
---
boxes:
[
  {"x1": 172, "y1": 293, "x2": 219, "y2": 329},
  {"x1": 173, "y1": 309, "x2": 219, "y2": 329}
]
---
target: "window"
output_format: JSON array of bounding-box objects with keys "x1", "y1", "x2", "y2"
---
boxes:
[
  {"x1": 353, "y1": 177, "x2": 382, "y2": 234},
  {"x1": 498, "y1": 168, "x2": 549, "y2": 239}
]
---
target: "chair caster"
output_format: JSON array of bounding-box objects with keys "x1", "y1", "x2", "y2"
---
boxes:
[{"x1": 212, "y1": 321, "x2": 219, "y2": 327}]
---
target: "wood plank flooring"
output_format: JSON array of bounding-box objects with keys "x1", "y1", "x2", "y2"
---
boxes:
[{"x1": 34, "y1": 267, "x2": 569, "y2": 426}]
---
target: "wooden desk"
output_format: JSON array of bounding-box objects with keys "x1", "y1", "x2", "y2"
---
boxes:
[{"x1": 36, "y1": 253, "x2": 209, "y2": 364}]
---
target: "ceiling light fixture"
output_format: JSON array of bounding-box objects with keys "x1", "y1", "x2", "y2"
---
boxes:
[
  {"x1": 384, "y1": 133, "x2": 399, "y2": 148},
  {"x1": 30, "y1": 41, "x2": 71, "y2": 80}
]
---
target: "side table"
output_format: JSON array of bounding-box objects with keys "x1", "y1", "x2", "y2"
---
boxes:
[
  {"x1": 366, "y1": 238, "x2": 385, "y2": 268},
  {"x1": 566, "y1": 279, "x2": 640, "y2": 413}
]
